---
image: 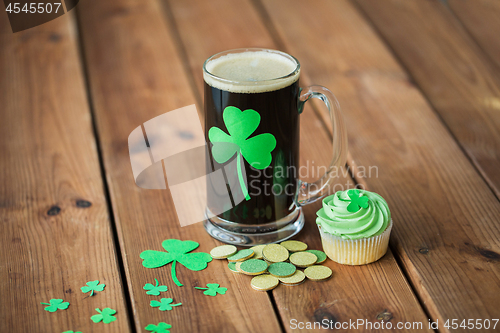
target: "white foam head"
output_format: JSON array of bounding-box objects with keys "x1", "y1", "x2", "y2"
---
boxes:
[{"x1": 204, "y1": 50, "x2": 300, "y2": 93}]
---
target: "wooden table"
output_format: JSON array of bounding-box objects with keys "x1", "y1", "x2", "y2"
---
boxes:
[{"x1": 2, "y1": 0, "x2": 499, "y2": 332}]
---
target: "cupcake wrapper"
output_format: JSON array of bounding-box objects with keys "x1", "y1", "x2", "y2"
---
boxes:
[{"x1": 318, "y1": 220, "x2": 393, "y2": 265}]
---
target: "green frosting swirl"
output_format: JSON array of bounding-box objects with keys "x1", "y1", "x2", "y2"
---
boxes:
[{"x1": 316, "y1": 189, "x2": 391, "y2": 240}]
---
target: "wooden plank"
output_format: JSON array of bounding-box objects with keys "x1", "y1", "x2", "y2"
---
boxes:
[
  {"x1": 448, "y1": 0, "x2": 500, "y2": 71},
  {"x1": 166, "y1": 0, "x2": 433, "y2": 331},
  {"x1": 258, "y1": 0, "x2": 500, "y2": 329},
  {"x1": 0, "y1": 12, "x2": 131, "y2": 333},
  {"x1": 75, "y1": 0, "x2": 283, "y2": 331},
  {"x1": 354, "y1": 0, "x2": 500, "y2": 200}
]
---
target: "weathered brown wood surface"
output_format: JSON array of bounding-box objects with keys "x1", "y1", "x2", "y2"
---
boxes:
[
  {"x1": 258, "y1": 0, "x2": 500, "y2": 331},
  {"x1": 0, "y1": 11, "x2": 131, "y2": 333},
  {"x1": 2, "y1": 0, "x2": 500, "y2": 331},
  {"x1": 355, "y1": 0, "x2": 500, "y2": 200},
  {"x1": 166, "y1": 0, "x2": 432, "y2": 331},
  {"x1": 76, "y1": 0, "x2": 282, "y2": 331},
  {"x1": 448, "y1": 0, "x2": 500, "y2": 71}
]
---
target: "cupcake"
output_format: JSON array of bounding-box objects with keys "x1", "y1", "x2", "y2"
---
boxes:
[{"x1": 316, "y1": 189, "x2": 392, "y2": 265}]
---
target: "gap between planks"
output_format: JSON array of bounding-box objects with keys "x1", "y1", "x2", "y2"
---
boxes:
[
  {"x1": 250, "y1": 0, "x2": 435, "y2": 327},
  {"x1": 254, "y1": 3, "x2": 498, "y2": 328},
  {"x1": 350, "y1": 0, "x2": 500, "y2": 204},
  {"x1": 162, "y1": 0, "x2": 434, "y2": 332},
  {"x1": 72, "y1": 8, "x2": 138, "y2": 332},
  {"x1": 158, "y1": 1, "x2": 285, "y2": 330},
  {"x1": 74, "y1": 0, "x2": 285, "y2": 331}
]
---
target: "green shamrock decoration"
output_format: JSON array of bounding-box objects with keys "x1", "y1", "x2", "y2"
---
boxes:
[
  {"x1": 62, "y1": 331, "x2": 82, "y2": 333},
  {"x1": 194, "y1": 283, "x2": 227, "y2": 296},
  {"x1": 150, "y1": 298, "x2": 182, "y2": 311},
  {"x1": 143, "y1": 278, "x2": 168, "y2": 295},
  {"x1": 40, "y1": 299, "x2": 69, "y2": 312},
  {"x1": 346, "y1": 189, "x2": 369, "y2": 213},
  {"x1": 80, "y1": 280, "x2": 105, "y2": 296},
  {"x1": 145, "y1": 322, "x2": 172, "y2": 333},
  {"x1": 140, "y1": 239, "x2": 212, "y2": 287},
  {"x1": 209, "y1": 106, "x2": 277, "y2": 200},
  {"x1": 91, "y1": 308, "x2": 116, "y2": 324}
]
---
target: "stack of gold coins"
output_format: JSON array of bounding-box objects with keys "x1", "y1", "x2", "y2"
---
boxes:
[{"x1": 210, "y1": 240, "x2": 333, "y2": 292}]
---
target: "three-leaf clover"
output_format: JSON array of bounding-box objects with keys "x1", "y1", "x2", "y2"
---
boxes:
[
  {"x1": 63, "y1": 331, "x2": 82, "y2": 333},
  {"x1": 81, "y1": 280, "x2": 105, "y2": 296},
  {"x1": 194, "y1": 283, "x2": 227, "y2": 296},
  {"x1": 346, "y1": 189, "x2": 369, "y2": 213},
  {"x1": 40, "y1": 299, "x2": 69, "y2": 312},
  {"x1": 91, "y1": 308, "x2": 116, "y2": 324},
  {"x1": 140, "y1": 239, "x2": 212, "y2": 287},
  {"x1": 209, "y1": 106, "x2": 277, "y2": 200},
  {"x1": 145, "y1": 322, "x2": 172, "y2": 333},
  {"x1": 143, "y1": 278, "x2": 168, "y2": 295},
  {"x1": 150, "y1": 298, "x2": 182, "y2": 311}
]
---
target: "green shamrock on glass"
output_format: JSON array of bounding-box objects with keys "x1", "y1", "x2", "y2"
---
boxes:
[
  {"x1": 209, "y1": 106, "x2": 277, "y2": 200},
  {"x1": 140, "y1": 239, "x2": 212, "y2": 287}
]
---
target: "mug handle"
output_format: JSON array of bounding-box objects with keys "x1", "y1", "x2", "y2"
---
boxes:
[{"x1": 295, "y1": 85, "x2": 348, "y2": 206}]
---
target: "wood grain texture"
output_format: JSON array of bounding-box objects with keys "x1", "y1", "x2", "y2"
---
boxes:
[
  {"x1": 258, "y1": 0, "x2": 500, "y2": 330},
  {"x1": 448, "y1": 0, "x2": 500, "y2": 71},
  {"x1": 75, "y1": 0, "x2": 282, "y2": 331},
  {"x1": 166, "y1": 0, "x2": 432, "y2": 331},
  {"x1": 355, "y1": 0, "x2": 500, "y2": 200},
  {"x1": 0, "y1": 12, "x2": 131, "y2": 333}
]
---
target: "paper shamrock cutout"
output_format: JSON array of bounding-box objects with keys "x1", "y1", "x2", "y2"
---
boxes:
[
  {"x1": 140, "y1": 239, "x2": 212, "y2": 287},
  {"x1": 63, "y1": 331, "x2": 82, "y2": 333},
  {"x1": 40, "y1": 299, "x2": 69, "y2": 312},
  {"x1": 209, "y1": 106, "x2": 277, "y2": 200},
  {"x1": 194, "y1": 283, "x2": 227, "y2": 296},
  {"x1": 346, "y1": 189, "x2": 369, "y2": 213},
  {"x1": 143, "y1": 278, "x2": 168, "y2": 295},
  {"x1": 150, "y1": 298, "x2": 182, "y2": 311},
  {"x1": 91, "y1": 308, "x2": 116, "y2": 324},
  {"x1": 81, "y1": 280, "x2": 105, "y2": 296},
  {"x1": 145, "y1": 322, "x2": 172, "y2": 333}
]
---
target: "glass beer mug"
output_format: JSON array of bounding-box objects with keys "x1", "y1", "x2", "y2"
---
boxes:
[{"x1": 203, "y1": 48, "x2": 347, "y2": 245}]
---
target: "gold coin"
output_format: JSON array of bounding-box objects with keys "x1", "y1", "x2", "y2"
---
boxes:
[
  {"x1": 262, "y1": 244, "x2": 289, "y2": 263},
  {"x1": 239, "y1": 259, "x2": 268, "y2": 276},
  {"x1": 289, "y1": 251, "x2": 317, "y2": 267},
  {"x1": 304, "y1": 265, "x2": 333, "y2": 281},
  {"x1": 278, "y1": 270, "x2": 306, "y2": 285},
  {"x1": 251, "y1": 274, "x2": 279, "y2": 291},
  {"x1": 228, "y1": 262, "x2": 241, "y2": 274},
  {"x1": 210, "y1": 245, "x2": 238, "y2": 259},
  {"x1": 227, "y1": 249, "x2": 254, "y2": 262},
  {"x1": 305, "y1": 250, "x2": 327, "y2": 264},
  {"x1": 235, "y1": 261, "x2": 244, "y2": 273},
  {"x1": 280, "y1": 240, "x2": 308, "y2": 252},
  {"x1": 267, "y1": 262, "x2": 296, "y2": 278},
  {"x1": 249, "y1": 245, "x2": 266, "y2": 259},
  {"x1": 281, "y1": 280, "x2": 306, "y2": 287}
]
